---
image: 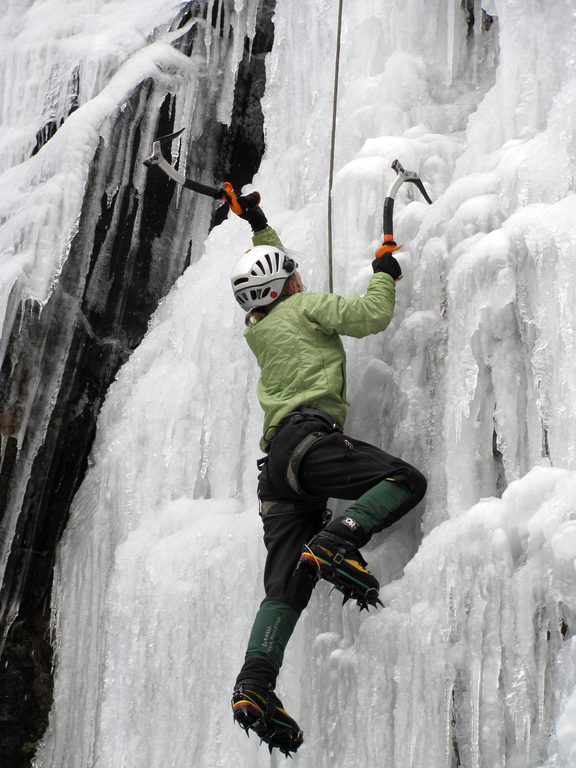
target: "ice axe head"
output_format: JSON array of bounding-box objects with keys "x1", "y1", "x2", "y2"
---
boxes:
[
  {"x1": 382, "y1": 158, "x2": 433, "y2": 240},
  {"x1": 388, "y1": 159, "x2": 433, "y2": 204},
  {"x1": 143, "y1": 127, "x2": 185, "y2": 168}
]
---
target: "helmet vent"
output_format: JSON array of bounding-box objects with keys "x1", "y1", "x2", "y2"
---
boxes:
[
  {"x1": 233, "y1": 277, "x2": 249, "y2": 286},
  {"x1": 251, "y1": 260, "x2": 266, "y2": 276},
  {"x1": 249, "y1": 287, "x2": 271, "y2": 301}
]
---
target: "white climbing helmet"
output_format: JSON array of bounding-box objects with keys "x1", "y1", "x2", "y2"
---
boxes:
[{"x1": 230, "y1": 245, "x2": 296, "y2": 311}]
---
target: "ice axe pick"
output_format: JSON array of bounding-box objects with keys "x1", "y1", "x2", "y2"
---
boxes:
[
  {"x1": 143, "y1": 127, "x2": 242, "y2": 212},
  {"x1": 377, "y1": 159, "x2": 433, "y2": 255}
]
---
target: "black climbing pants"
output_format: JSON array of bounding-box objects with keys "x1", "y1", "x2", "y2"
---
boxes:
[{"x1": 237, "y1": 409, "x2": 426, "y2": 689}]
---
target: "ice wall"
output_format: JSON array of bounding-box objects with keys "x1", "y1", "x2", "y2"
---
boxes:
[
  {"x1": 33, "y1": 0, "x2": 576, "y2": 767},
  {"x1": 0, "y1": 0, "x2": 188, "y2": 601},
  {"x1": 0, "y1": 0, "x2": 265, "y2": 759}
]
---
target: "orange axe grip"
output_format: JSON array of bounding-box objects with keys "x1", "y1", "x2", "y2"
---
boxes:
[
  {"x1": 222, "y1": 182, "x2": 243, "y2": 215},
  {"x1": 375, "y1": 242, "x2": 402, "y2": 258}
]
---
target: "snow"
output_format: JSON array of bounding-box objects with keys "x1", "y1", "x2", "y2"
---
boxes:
[
  {"x1": 0, "y1": 0, "x2": 573, "y2": 766},
  {"x1": 0, "y1": 0, "x2": 259, "y2": 345},
  {"x1": 0, "y1": 0, "x2": 262, "y2": 595}
]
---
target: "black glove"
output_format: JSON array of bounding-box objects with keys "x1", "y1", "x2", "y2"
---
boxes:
[
  {"x1": 234, "y1": 191, "x2": 261, "y2": 212},
  {"x1": 372, "y1": 253, "x2": 402, "y2": 281},
  {"x1": 239, "y1": 201, "x2": 268, "y2": 232},
  {"x1": 223, "y1": 189, "x2": 268, "y2": 232}
]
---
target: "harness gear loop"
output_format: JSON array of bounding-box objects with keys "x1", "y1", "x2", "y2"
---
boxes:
[{"x1": 286, "y1": 431, "x2": 327, "y2": 495}]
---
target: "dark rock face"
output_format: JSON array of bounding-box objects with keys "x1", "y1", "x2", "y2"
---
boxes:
[{"x1": 0, "y1": 2, "x2": 275, "y2": 765}]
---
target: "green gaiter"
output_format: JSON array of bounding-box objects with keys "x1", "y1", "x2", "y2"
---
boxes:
[{"x1": 246, "y1": 599, "x2": 300, "y2": 672}]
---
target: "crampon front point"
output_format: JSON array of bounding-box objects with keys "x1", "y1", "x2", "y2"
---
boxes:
[
  {"x1": 232, "y1": 681, "x2": 303, "y2": 758},
  {"x1": 299, "y1": 535, "x2": 384, "y2": 612}
]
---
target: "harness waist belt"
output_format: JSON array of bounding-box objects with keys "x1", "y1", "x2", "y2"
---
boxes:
[{"x1": 284, "y1": 406, "x2": 342, "y2": 432}]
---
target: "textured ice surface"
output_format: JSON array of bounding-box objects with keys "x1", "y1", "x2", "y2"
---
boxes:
[
  {"x1": 0, "y1": 0, "x2": 262, "y2": 609},
  {"x1": 0, "y1": 0, "x2": 259, "y2": 321},
  {"x1": 17, "y1": 0, "x2": 576, "y2": 766}
]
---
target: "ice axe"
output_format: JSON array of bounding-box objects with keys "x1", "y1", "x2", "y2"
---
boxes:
[
  {"x1": 376, "y1": 159, "x2": 433, "y2": 256},
  {"x1": 143, "y1": 127, "x2": 244, "y2": 213}
]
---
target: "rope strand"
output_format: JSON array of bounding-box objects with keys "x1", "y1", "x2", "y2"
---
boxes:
[{"x1": 327, "y1": 0, "x2": 344, "y2": 293}]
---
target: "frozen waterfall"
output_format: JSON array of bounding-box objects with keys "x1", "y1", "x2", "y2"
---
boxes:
[{"x1": 1, "y1": 0, "x2": 576, "y2": 766}]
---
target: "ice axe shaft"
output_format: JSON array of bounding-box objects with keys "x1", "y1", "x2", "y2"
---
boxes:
[
  {"x1": 382, "y1": 159, "x2": 432, "y2": 243},
  {"x1": 144, "y1": 128, "x2": 241, "y2": 207}
]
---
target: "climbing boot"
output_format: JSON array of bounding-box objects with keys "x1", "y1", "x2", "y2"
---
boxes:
[
  {"x1": 232, "y1": 680, "x2": 303, "y2": 757},
  {"x1": 299, "y1": 527, "x2": 382, "y2": 611}
]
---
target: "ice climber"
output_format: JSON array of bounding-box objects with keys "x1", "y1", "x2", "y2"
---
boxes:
[{"x1": 228, "y1": 192, "x2": 427, "y2": 756}]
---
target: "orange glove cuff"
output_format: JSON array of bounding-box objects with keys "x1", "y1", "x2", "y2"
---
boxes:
[
  {"x1": 221, "y1": 182, "x2": 243, "y2": 214},
  {"x1": 375, "y1": 242, "x2": 402, "y2": 258}
]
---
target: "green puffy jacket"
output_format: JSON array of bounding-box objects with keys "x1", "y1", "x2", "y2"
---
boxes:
[{"x1": 245, "y1": 227, "x2": 396, "y2": 451}]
